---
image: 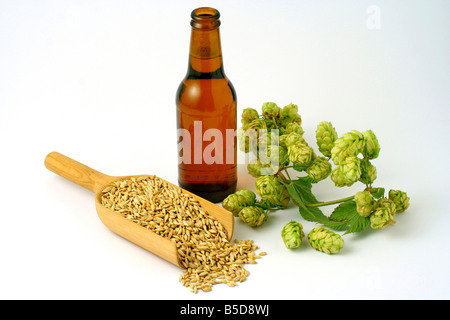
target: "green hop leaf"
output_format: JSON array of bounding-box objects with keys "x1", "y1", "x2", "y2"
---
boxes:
[
  {"x1": 370, "y1": 187, "x2": 385, "y2": 199},
  {"x1": 281, "y1": 221, "x2": 305, "y2": 249},
  {"x1": 327, "y1": 200, "x2": 371, "y2": 234},
  {"x1": 388, "y1": 189, "x2": 410, "y2": 212},
  {"x1": 238, "y1": 206, "x2": 268, "y2": 227},
  {"x1": 308, "y1": 226, "x2": 345, "y2": 254},
  {"x1": 316, "y1": 121, "x2": 338, "y2": 158},
  {"x1": 306, "y1": 157, "x2": 332, "y2": 182},
  {"x1": 284, "y1": 179, "x2": 328, "y2": 224},
  {"x1": 222, "y1": 189, "x2": 256, "y2": 217}
]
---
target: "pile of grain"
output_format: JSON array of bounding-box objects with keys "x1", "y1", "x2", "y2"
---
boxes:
[{"x1": 101, "y1": 176, "x2": 265, "y2": 293}]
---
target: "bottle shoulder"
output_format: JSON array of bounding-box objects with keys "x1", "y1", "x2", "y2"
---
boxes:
[
  {"x1": 176, "y1": 77, "x2": 236, "y2": 115},
  {"x1": 177, "y1": 78, "x2": 236, "y2": 100}
]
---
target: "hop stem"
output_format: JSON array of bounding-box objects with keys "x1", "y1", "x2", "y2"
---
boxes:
[
  {"x1": 276, "y1": 170, "x2": 290, "y2": 184},
  {"x1": 305, "y1": 195, "x2": 355, "y2": 208}
]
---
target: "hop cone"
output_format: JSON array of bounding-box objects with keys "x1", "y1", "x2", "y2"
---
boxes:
[
  {"x1": 238, "y1": 126, "x2": 260, "y2": 154},
  {"x1": 354, "y1": 190, "x2": 375, "y2": 217},
  {"x1": 288, "y1": 143, "x2": 315, "y2": 166},
  {"x1": 359, "y1": 158, "x2": 377, "y2": 185},
  {"x1": 362, "y1": 130, "x2": 380, "y2": 160},
  {"x1": 330, "y1": 156, "x2": 361, "y2": 187},
  {"x1": 370, "y1": 198, "x2": 396, "y2": 229},
  {"x1": 222, "y1": 189, "x2": 256, "y2": 217},
  {"x1": 255, "y1": 175, "x2": 290, "y2": 209},
  {"x1": 241, "y1": 108, "x2": 260, "y2": 129},
  {"x1": 247, "y1": 159, "x2": 278, "y2": 177},
  {"x1": 257, "y1": 130, "x2": 280, "y2": 150},
  {"x1": 308, "y1": 227, "x2": 344, "y2": 254},
  {"x1": 280, "y1": 103, "x2": 302, "y2": 127},
  {"x1": 316, "y1": 121, "x2": 338, "y2": 157},
  {"x1": 260, "y1": 144, "x2": 289, "y2": 168},
  {"x1": 388, "y1": 189, "x2": 410, "y2": 212},
  {"x1": 247, "y1": 118, "x2": 267, "y2": 131},
  {"x1": 281, "y1": 221, "x2": 305, "y2": 249},
  {"x1": 237, "y1": 127, "x2": 250, "y2": 153},
  {"x1": 331, "y1": 130, "x2": 364, "y2": 165},
  {"x1": 283, "y1": 132, "x2": 306, "y2": 148},
  {"x1": 262, "y1": 102, "x2": 282, "y2": 118},
  {"x1": 283, "y1": 122, "x2": 304, "y2": 136},
  {"x1": 243, "y1": 118, "x2": 267, "y2": 147},
  {"x1": 279, "y1": 134, "x2": 288, "y2": 148},
  {"x1": 239, "y1": 206, "x2": 268, "y2": 227},
  {"x1": 377, "y1": 197, "x2": 397, "y2": 211},
  {"x1": 306, "y1": 157, "x2": 332, "y2": 182}
]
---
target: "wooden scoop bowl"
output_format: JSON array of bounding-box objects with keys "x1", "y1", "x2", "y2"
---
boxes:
[{"x1": 44, "y1": 151, "x2": 234, "y2": 268}]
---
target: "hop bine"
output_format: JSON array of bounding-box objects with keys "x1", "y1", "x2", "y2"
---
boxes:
[{"x1": 232, "y1": 102, "x2": 411, "y2": 254}]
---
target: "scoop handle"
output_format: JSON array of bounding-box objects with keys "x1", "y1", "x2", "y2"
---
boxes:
[{"x1": 45, "y1": 152, "x2": 112, "y2": 193}]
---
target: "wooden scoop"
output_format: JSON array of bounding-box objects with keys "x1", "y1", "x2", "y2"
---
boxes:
[{"x1": 44, "y1": 151, "x2": 234, "y2": 268}]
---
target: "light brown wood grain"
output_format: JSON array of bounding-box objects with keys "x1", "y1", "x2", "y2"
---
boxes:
[{"x1": 45, "y1": 151, "x2": 234, "y2": 268}]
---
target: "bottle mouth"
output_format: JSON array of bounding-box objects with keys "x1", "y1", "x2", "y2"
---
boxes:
[{"x1": 190, "y1": 7, "x2": 221, "y2": 29}]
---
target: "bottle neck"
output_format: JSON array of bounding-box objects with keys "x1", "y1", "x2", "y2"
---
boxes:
[{"x1": 187, "y1": 7, "x2": 225, "y2": 77}]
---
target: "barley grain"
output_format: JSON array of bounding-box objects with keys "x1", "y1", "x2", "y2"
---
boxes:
[{"x1": 101, "y1": 176, "x2": 265, "y2": 293}]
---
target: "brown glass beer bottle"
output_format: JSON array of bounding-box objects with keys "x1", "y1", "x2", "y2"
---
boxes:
[{"x1": 176, "y1": 7, "x2": 237, "y2": 203}]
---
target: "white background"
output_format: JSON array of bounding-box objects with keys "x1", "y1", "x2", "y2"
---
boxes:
[{"x1": 1, "y1": 0, "x2": 449, "y2": 300}]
